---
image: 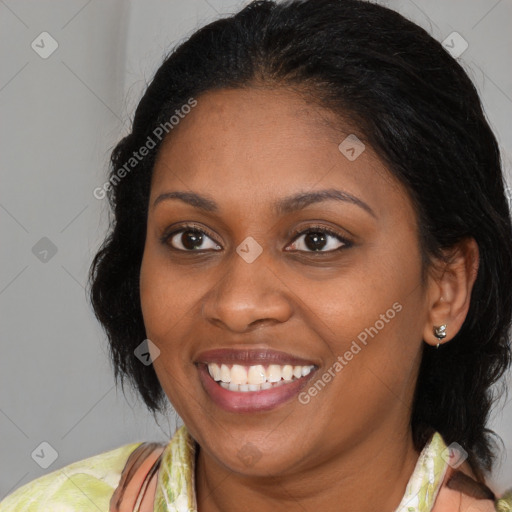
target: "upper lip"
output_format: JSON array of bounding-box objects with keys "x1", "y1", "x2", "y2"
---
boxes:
[{"x1": 195, "y1": 347, "x2": 318, "y2": 367}]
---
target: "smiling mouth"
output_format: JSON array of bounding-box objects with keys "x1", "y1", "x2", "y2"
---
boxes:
[
  {"x1": 195, "y1": 348, "x2": 318, "y2": 411},
  {"x1": 206, "y1": 363, "x2": 315, "y2": 392}
]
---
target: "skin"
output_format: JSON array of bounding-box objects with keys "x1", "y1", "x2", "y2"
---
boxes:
[{"x1": 139, "y1": 86, "x2": 479, "y2": 511}]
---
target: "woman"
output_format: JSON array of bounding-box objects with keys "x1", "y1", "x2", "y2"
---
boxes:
[{"x1": 2, "y1": 0, "x2": 511, "y2": 510}]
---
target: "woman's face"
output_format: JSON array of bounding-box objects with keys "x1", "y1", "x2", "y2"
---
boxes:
[{"x1": 140, "y1": 87, "x2": 430, "y2": 476}]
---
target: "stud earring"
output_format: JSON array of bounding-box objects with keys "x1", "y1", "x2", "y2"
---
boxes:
[{"x1": 433, "y1": 324, "x2": 447, "y2": 349}]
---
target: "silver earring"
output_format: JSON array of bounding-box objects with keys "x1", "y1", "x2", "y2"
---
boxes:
[{"x1": 433, "y1": 324, "x2": 447, "y2": 348}]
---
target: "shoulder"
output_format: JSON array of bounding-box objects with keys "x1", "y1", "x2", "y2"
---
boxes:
[
  {"x1": 433, "y1": 465, "x2": 512, "y2": 512},
  {"x1": 0, "y1": 442, "x2": 145, "y2": 512}
]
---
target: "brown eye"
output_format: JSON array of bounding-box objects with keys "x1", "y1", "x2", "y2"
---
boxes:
[
  {"x1": 164, "y1": 226, "x2": 222, "y2": 251},
  {"x1": 286, "y1": 227, "x2": 351, "y2": 253}
]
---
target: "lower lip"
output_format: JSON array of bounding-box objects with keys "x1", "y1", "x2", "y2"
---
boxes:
[{"x1": 198, "y1": 364, "x2": 316, "y2": 413}]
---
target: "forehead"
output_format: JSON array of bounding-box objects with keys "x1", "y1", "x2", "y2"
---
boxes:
[{"x1": 150, "y1": 87, "x2": 407, "y2": 220}]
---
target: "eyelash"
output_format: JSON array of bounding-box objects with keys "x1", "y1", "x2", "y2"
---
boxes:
[
  {"x1": 160, "y1": 222, "x2": 352, "y2": 254},
  {"x1": 288, "y1": 224, "x2": 352, "y2": 253}
]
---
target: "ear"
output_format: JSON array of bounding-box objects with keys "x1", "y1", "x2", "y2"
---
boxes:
[{"x1": 422, "y1": 237, "x2": 479, "y2": 347}]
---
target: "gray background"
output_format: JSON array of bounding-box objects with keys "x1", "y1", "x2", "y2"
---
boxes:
[{"x1": 1, "y1": 0, "x2": 511, "y2": 498}]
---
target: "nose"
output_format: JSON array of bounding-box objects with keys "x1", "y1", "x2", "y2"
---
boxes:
[{"x1": 201, "y1": 249, "x2": 294, "y2": 333}]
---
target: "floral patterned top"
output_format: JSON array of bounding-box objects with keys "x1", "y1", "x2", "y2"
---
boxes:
[{"x1": 1, "y1": 426, "x2": 510, "y2": 512}]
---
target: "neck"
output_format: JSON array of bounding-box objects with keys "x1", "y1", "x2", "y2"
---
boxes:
[{"x1": 195, "y1": 425, "x2": 420, "y2": 512}]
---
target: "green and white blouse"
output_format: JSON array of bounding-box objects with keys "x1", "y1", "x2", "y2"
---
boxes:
[{"x1": 1, "y1": 426, "x2": 510, "y2": 511}]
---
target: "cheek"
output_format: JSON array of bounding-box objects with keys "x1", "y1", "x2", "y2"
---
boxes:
[
  {"x1": 139, "y1": 246, "x2": 214, "y2": 362},
  {"x1": 318, "y1": 251, "x2": 418, "y2": 340},
  {"x1": 139, "y1": 248, "x2": 185, "y2": 341},
  {"x1": 139, "y1": 251, "x2": 199, "y2": 411},
  {"x1": 311, "y1": 237, "x2": 425, "y2": 386}
]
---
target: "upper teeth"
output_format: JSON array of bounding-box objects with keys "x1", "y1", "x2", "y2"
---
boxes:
[{"x1": 207, "y1": 363, "x2": 314, "y2": 386}]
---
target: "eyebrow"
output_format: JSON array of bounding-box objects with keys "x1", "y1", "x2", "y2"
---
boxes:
[{"x1": 152, "y1": 188, "x2": 376, "y2": 218}]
